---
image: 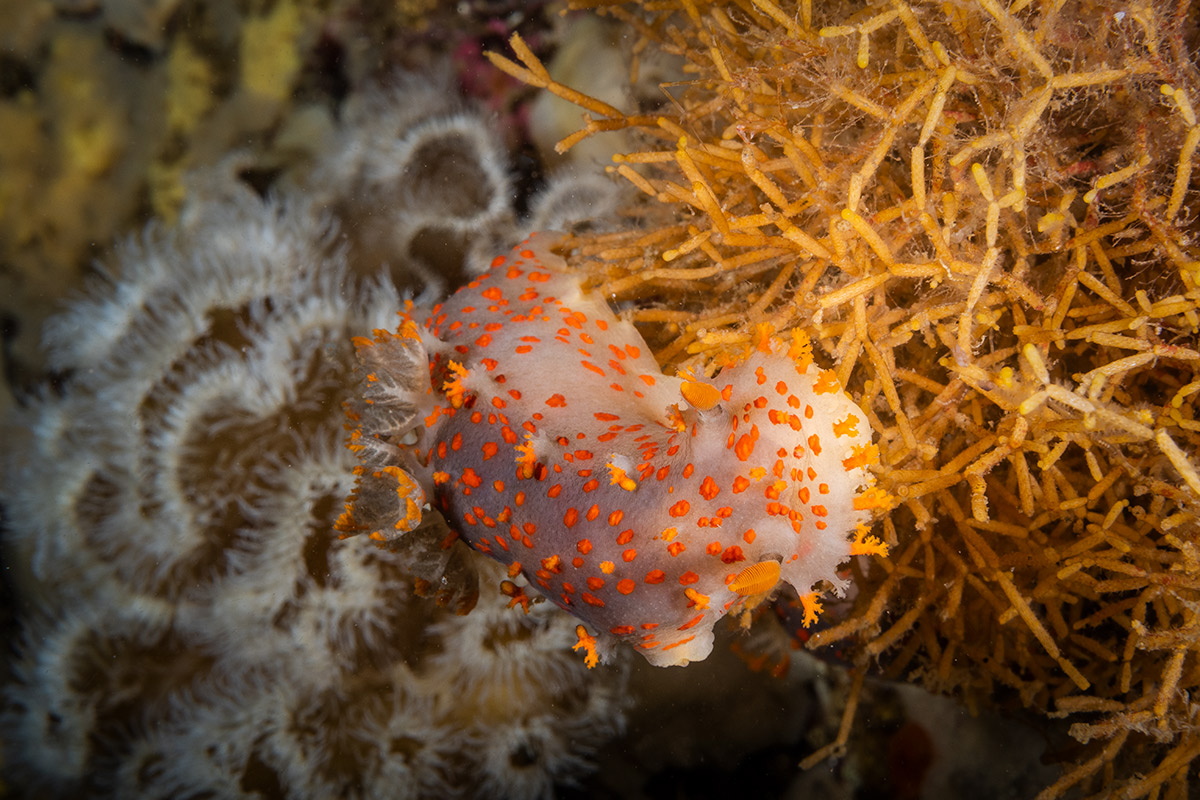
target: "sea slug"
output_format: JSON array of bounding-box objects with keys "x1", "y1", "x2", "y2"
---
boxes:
[{"x1": 339, "y1": 233, "x2": 889, "y2": 666}]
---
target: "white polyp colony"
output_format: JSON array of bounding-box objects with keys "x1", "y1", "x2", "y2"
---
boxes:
[{"x1": 1, "y1": 78, "x2": 631, "y2": 798}]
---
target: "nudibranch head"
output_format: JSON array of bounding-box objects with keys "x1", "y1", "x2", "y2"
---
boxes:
[{"x1": 339, "y1": 233, "x2": 889, "y2": 667}]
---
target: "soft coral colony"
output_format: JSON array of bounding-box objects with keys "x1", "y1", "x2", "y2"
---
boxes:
[
  {"x1": 486, "y1": 0, "x2": 1200, "y2": 796},
  {"x1": 0, "y1": 77, "x2": 628, "y2": 798},
  {"x1": 337, "y1": 232, "x2": 889, "y2": 666}
]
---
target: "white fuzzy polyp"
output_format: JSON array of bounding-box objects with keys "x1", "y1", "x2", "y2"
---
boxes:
[
  {"x1": 473, "y1": 714, "x2": 600, "y2": 800},
  {"x1": 351, "y1": 688, "x2": 462, "y2": 799},
  {"x1": 426, "y1": 581, "x2": 584, "y2": 712},
  {"x1": 2, "y1": 600, "x2": 172, "y2": 794},
  {"x1": 526, "y1": 169, "x2": 625, "y2": 234},
  {"x1": 0, "y1": 72, "x2": 633, "y2": 798},
  {"x1": 3, "y1": 614, "x2": 100, "y2": 789},
  {"x1": 103, "y1": 680, "x2": 275, "y2": 800}
]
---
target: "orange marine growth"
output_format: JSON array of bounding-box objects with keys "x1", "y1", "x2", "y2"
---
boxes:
[{"x1": 338, "y1": 234, "x2": 889, "y2": 667}]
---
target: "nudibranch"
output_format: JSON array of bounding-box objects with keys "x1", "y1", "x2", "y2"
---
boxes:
[{"x1": 338, "y1": 233, "x2": 889, "y2": 667}]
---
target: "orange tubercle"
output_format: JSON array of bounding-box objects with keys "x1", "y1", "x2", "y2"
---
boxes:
[
  {"x1": 799, "y1": 592, "x2": 824, "y2": 627},
  {"x1": 573, "y1": 625, "x2": 599, "y2": 668},
  {"x1": 850, "y1": 524, "x2": 890, "y2": 557},
  {"x1": 753, "y1": 322, "x2": 774, "y2": 353},
  {"x1": 607, "y1": 462, "x2": 638, "y2": 491},
  {"x1": 787, "y1": 329, "x2": 813, "y2": 370},
  {"x1": 442, "y1": 361, "x2": 470, "y2": 407},
  {"x1": 515, "y1": 441, "x2": 537, "y2": 479},
  {"x1": 500, "y1": 580, "x2": 533, "y2": 613}
]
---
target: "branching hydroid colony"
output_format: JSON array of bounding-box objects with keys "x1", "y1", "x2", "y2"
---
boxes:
[
  {"x1": 487, "y1": 0, "x2": 1200, "y2": 796},
  {"x1": 0, "y1": 79, "x2": 626, "y2": 799}
]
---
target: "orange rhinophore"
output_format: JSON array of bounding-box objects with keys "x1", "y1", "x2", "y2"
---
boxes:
[{"x1": 729, "y1": 560, "x2": 782, "y2": 596}]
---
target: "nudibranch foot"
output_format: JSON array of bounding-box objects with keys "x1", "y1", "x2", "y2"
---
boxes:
[{"x1": 340, "y1": 233, "x2": 891, "y2": 667}]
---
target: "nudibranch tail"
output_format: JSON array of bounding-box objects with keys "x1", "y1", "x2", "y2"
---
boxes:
[{"x1": 339, "y1": 233, "x2": 890, "y2": 667}]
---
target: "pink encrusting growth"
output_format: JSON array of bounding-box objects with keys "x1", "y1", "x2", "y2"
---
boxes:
[{"x1": 338, "y1": 233, "x2": 889, "y2": 667}]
